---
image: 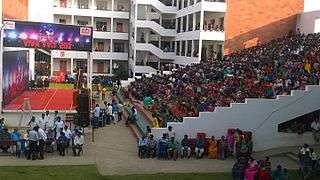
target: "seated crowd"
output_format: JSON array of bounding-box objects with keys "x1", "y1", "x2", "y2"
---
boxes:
[
  {"x1": 129, "y1": 32, "x2": 320, "y2": 127},
  {"x1": 137, "y1": 126, "x2": 253, "y2": 161},
  {"x1": 0, "y1": 111, "x2": 85, "y2": 160}
]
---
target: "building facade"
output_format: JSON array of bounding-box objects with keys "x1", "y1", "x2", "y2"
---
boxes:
[{"x1": 2, "y1": 0, "x2": 306, "y2": 77}]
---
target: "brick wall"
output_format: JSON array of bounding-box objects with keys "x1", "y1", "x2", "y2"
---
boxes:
[
  {"x1": 224, "y1": 0, "x2": 304, "y2": 54},
  {"x1": 3, "y1": 0, "x2": 28, "y2": 20}
]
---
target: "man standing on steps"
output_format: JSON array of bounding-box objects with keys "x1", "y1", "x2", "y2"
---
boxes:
[
  {"x1": 106, "y1": 102, "x2": 113, "y2": 125},
  {"x1": 117, "y1": 101, "x2": 124, "y2": 121}
]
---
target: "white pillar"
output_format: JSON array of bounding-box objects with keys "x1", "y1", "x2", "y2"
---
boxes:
[
  {"x1": 71, "y1": 58, "x2": 74, "y2": 75},
  {"x1": 111, "y1": 0, "x2": 115, "y2": 11},
  {"x1": 186, "y1": 14, "x2": 189, "y2": 32},
  {"x1": 91, "y1": 0, "x2": 94, "y2": 10},
  {"x1": 111, "y1": 18, "x2": 114, "y2": 32},
  {"x1": 200, "y1": 10, "x2": 204, "y2": 31},
  {"x1": 50, "y1": 57, "x2": 54, "y2": 77},
  {"x1": 110, "y1": 39, "x2": 113, "y2": 52},
  {"x1": 191, "y1": 40, "x2": 194, "y2": 57},
  {"x1": 193, "y1": 13, "x2": 196, "y2": 31},
  {"x1": 29, "y1": 49, "x2": 35, "y2": 80},
  {"x1": 109, "y1": 59, "x2": 113, "y2": 74}
]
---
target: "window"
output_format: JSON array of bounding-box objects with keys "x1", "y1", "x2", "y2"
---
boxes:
[
  {"x1": 183, "y1": 0, "x2": 188, "y2": 8},
  {"x1": 181, "y1": 41, "x2": 186, "y2": 56},
  {"x1": 59, "y1": 19, "x2": 67, "y2": 24},
  {"x1": 187, "y1": 40, "x2": 192, "y2": 57},
  {"x1": 182, "y1": 16, "x2": 187, "y2": 32},
  {"x1": 116, "y1": 22, "x2": 123, "y2": 32},
  {"x1": 114, "y1": 43, "x2": 125, "y2": 52},
  {"x1": 95, "y1": 42, "x2": 105, "y2": 52},
  {"x1": 78, "y1": 0, "x2": 89, "y2": 9},
  {"x1": 96, "y1": 0, "x2": 108, "y2": 10},
  {"x1": 177, "y1": 18, "x2": 181, "y2": 33},
  {"x1": 77, "y1": 20, "x2": 88, "y2": 26},
  {"x1": 176, "y1": 41, "x2": 180, "y2": 56},
  {"x1": 188, "y1": 14, "x2": 193, "y2": 31},
  {"x1": 96, "y1": 21, "x2": 108, "y2": 31},
  {"x1": 60, "y1": 0, "x2": 67, "y2": 8}
]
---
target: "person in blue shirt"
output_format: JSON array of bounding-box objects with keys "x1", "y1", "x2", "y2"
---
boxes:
[
  {"x1": 138, "y1": 136, "x2": 149, "y2": 158},
  {"x1": 195, "y1": 136, "x2": 205, "y2": 159},
  {"x1": 57, "y1": 132, "x2": 67, "y2": 156},
  {"x1": 10, "y1": 128, "x2": 21, "y2": 157},
  {"x1": 93, "y1": 104, "x2": 101, "y2": 128},
  {"x1": 0, "y1": 118, "x2": 5, "y2": 132}
]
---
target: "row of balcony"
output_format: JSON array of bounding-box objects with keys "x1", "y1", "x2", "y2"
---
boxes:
[{"x1": 54, "y1": 0, "x2": 129, "y2": 11}]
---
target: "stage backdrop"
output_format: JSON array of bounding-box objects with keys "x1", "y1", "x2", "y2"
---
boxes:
[
  {"x1": 2, "y1": 51, "x2": 29, "y2": 105},
  {"x1": 3, "y1": 20, "x2": 93, "y2": 51}
]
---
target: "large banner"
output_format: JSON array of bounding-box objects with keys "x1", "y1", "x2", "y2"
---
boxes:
[
  {"x1": 2, "y1": 51, "x2": 29, "y2": 105},
  {"x1": 3, "y1": 20, "x2": 93, "y2": 51}
]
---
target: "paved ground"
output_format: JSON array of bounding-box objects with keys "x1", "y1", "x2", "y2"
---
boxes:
[{"x1": 0, "y1": 93, "x2": 301, "y2": 175}]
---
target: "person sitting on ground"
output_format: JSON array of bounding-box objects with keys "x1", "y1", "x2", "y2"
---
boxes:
[
  {"x1": 57, "y1": 131, "x2": 67, "y2": 156},
  {"x1": 167, "y1": 137, "x2": 179, "y2": 161},
  {"x1": 72, "y1": 131, "x2": 84, "y2": 156},
  {"x1": 138, "y1": 136, "x2": 149, "y2": 158},
  {"x1": 147, "y1": 134, "x2": 157, "y2": 158},
  {"x1": 195, "y1": 135, "x2": 205, "y2": 159},
  {"x1": 311, "y1": 119, "x2": 320, "y2": 143},
  {"x1": 180, "y1": 135, "x2": 191, "y2": 159}
]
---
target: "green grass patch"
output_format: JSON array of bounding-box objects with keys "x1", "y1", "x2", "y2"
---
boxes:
[
  {"x1": 49, "y1": 83, "x2": 74, "y2": 89},
  {"x1": 0, "y1": 165, "x2": 301, "y2": 180}
]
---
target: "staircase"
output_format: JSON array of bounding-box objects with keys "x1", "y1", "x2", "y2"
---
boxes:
[
  {"x1": 137, "y1": 0, "x2": 177, "y2": 14},
  {"x1": 151, "y1": 85, "x2": 320, "y2": 151},
  {"x1": 137, "y1": 20, "x2": 176, "y2": 37},
  {"x1": 136, "y1": 43, "x2": 175, "y2": 59}
]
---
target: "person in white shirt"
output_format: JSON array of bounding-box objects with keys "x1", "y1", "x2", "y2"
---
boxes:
[
  {"x1": 37, "y1": 113, "x2": 46, "y2": 130},
  {"x1": 311, "y1": 119, "x2": 320, "y2": 142},
  {"x1": 44, "y1": 111, "x2": 54, "y2": 130},
  {"x1": 63, "y1": 125, "x2": 72, "y2": 148},
  {"x1": 37, "y1": 127, "x2": 47, "y2": 160},
  {"x1": 167, "y1": 126, "x2": 176, "y2": 139},
  {"x1": 54, "y1": 117, "x2": 64, "y2": 135},
  {"x1": 107, "y1": 103, "x2": 113, "y2": 124},
  {"x1": 72, "y1": 131, "x2": 84, "y2": 156},
  {"x1": 118, "y1": 102, "x2": 124, "y2": 121}
]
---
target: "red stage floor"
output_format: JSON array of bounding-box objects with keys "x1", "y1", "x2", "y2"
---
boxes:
[{"x1": 4, "y1": 89, "x2": 76, "y2": 111}]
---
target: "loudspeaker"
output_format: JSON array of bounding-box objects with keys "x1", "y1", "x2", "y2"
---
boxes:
[
  {"x1": 75, "y1": 112, "x2": 90, "y2": 127},
  {"x1": 77, "y1": 93, "x2": 89, "y2": 112}
]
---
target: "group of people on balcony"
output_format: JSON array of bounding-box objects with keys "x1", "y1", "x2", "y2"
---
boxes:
[
  {"x1": 203, "y1": 20, "x2": 224, "y2": 32},
  {"x1": 138, "y1": 127, "x2": 253, "y2": 161},
  {"x1": 129, "y1": 31, "x2": 320, "y2": 126}
]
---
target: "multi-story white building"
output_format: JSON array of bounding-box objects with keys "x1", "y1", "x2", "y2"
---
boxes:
[{"x1": 8, "y1": 0, "x2": 226, "y2": 77}]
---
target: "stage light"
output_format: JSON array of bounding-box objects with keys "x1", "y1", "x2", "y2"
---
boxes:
[
  {"x1": 67, "y1": 37, "x2": 72, "y2": 41},
  {"x1": 75, "y1": 37, "x2": 80, "y2": 42},
  {"x1": 58, "y1": 37, "x2": 63, "y2": 42},
  {"x1": 8, "y1": 32, "x2": 17, "y2": 39},
  {"x1": 30, "y1": 33, "x2": 38, "y2": 40},
  {"x1": 19, "y1": 33, "x2": 28, "y2": 40},
  {"x1": 86, "y1": 38, "x2": 90, "y2": 43}
]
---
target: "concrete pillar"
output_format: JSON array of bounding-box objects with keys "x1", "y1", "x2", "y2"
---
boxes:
[
  {"x1": 50, "y1": 56, "x2": 54, "y2": 77},
  {"x1": 110, "y1": 39, "x2": 113, "y2": 52},
  {"x1": 71, "y1": 58, "x2": 74, "y2": 75},
  {"x1": 91, "y1": 0, "x2": 94, "y2": 10},
  {"x1": 111, "y1": 18, "x2": 114, "y2": 32},
  {"x1": 191, "y1": 40, "x2": 194, "y2": 57},
  {"x1": 200, "y1": 10, "x2": 204, "y2": 31},
  {"x1": 186, "y1": 14, "x2": 189, "y2": 32},
  {"x1": 193, "y1": 13, "x2": 196, "y2": 31},
  {"x1": 111, "y1": 0, "x2": 114, "y2": 11},
  {"x1": 110, "y1": 59, "x2": 113, "y2": 74},
  {"x1": 29, "y1": 49, "x2": 35, "y2": 80}
]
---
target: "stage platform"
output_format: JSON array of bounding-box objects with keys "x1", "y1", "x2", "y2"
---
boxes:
[{"x1": 3, "y1": 89, "x2": 76, "y2": 111}]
